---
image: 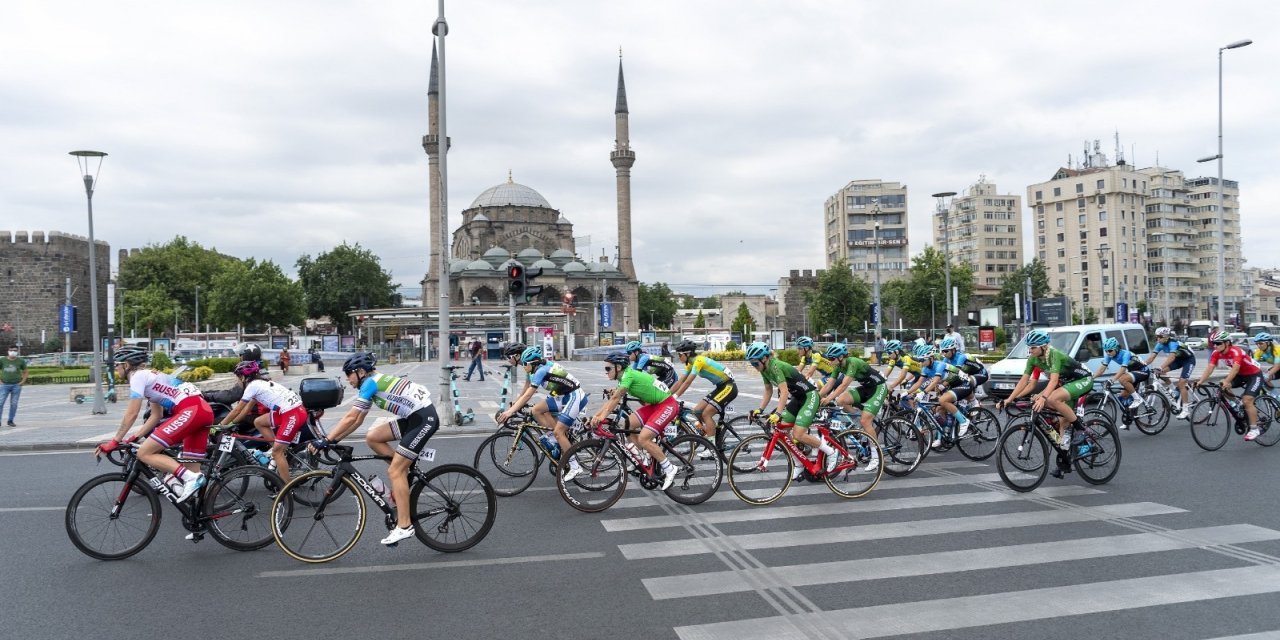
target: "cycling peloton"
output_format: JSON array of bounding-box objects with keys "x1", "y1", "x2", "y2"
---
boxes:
[
  {"x1": 746, "y1": 341, "x2": 839, "y2": 476},
  {"x1": 588, "y1": 353, "x2": 680, "y2": 490}
]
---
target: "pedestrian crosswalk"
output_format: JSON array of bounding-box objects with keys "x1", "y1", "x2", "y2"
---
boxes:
[{"x1": 588, "y1": 456, "x2": 1280, "y2": 640}]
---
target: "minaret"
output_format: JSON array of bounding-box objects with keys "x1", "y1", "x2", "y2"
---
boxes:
[
  {"x1": 611, "y1": 56, "x2": 637, "y2": 281},
  {"x1": 421, "y1": 44, "x2": 445, "y2": 301}
]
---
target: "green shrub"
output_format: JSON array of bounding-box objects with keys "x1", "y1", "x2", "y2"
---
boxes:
[
  {"x1": 705, "y1": 349, "x2": 745, "y2": 361},
  {"x1": 177, "y1": 366, "x2": 215, "y2": 382},
  {"x1": 775, "y1": 348, "x2": 801, "y2": 366},
  {"x1": 186, "y1": 357, "x2": 239, "y2": 373},
  {"x1": 724, "y1": 341, "x2": 739, "y2": 351},
  {"x1": 151, "y1": 351, "x2": 174, "y2": 371},
  {"x1": 995, "y1": 328, "x2": 1008, "y2": 348}
]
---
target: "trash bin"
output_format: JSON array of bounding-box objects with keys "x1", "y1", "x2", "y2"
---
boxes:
[{"x1": 389, "y1": 354, "x2": 399, "y2": 365}]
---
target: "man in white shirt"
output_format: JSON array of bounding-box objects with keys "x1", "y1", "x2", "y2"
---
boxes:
[{"x1": 945, "y1": 324, "x2": 966, "y2": 353}]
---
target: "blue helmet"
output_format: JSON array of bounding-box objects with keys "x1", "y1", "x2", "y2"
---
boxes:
[
  {"x1": 823, "y1": 342, "x2": 848, "y2": 359},
  {"x1": 884, "y1": 339, "x2": 903, "y2": 353},
  {"x1": 518, "y1": 346, "x2": 544, "y2": 364},
  {"x1": 1256, "y1": 332, "x2": 1273, "y2": 343},
  {"x1": 939, "y1": 337, "x2": 957, "y2": 351},
  {"x1": 913, "y1": 343, "x2": 936, "y2": 359},
  {"x1": 1102, "y1": 337, "x2": 1120, "y2": 351},
  {"x1": 624, "y1": 340, "x2": 643, "y2": 354},
  {"x1": 744, "y1": 342, "x2": 771, "y2": 361},
  {"x1": 795, "y1": 336, "x2": 814, "y2": 349},
  {"x1": 1025, "y1": 330, "x2": 1051, "y2": 348}
]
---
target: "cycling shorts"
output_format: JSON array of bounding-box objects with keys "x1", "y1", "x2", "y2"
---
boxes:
[
  {"x1": 149, "y1": 396, "x2": 215, "y2": 460},
  {"x1": 1231, "y1": 373, "x2": 1264, "y2": 398},
  {"x1": 389, "y1": 405, "x2": 441, "y2": 461},
  {"x1": 545, "y1": 388, "x2": 589, "y2": 427},
  {"x1": 1060, "y1": 376, "x2": 1094, "y2": 403},
  {"x1": 782, "y1": 391, "x2": 819, "y2": 429},
  {"x1": 1123, "y1": 369, "x2": 1151, "y2": 385},
  {"x1": 636, "y1": 396, "x2": 679, "y2": 436},
  {"x1": 849, "y1": 383, "x2": 887, "y2": 417},
  {"x1": 271, "y1": 406, "x2": 310, "y2": 445},
  {"x1": 946, "y1": 380, "x2": 975, "y2": 402},
  {"x1": 1170, "y1": 356, "x2": 1195, "y2": 379},
  {"x1": 702, "y1": 380, "x2": 738, "y2": 414}
]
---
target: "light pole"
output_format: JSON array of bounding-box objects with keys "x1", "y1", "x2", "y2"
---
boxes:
[
  {"x1": 1199, "y1": 37, "x2": 1251, "y2": 330},
  {"x1": 932, "y1": 191, "x2": 957, "y2": 328},
  {"x1": 928, "y1": 289, "x2": 938, "y2": 339},
  {"x1": 70, "y1": 150, "x2": 108, "y2": 414},
  {"x1": 871, "y1": 199, "x2": 882, "y2": 341},
  {"x1": 194, "y1": 285, "x2": 201, "y2": 357}
]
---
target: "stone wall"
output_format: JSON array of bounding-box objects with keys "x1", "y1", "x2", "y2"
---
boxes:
[
  {"x1": 0, "y1": 230, "x2": 110, "y2": 353},
  {"x1": 778, "y1": 269, "x2": 822, "y2": 339}
]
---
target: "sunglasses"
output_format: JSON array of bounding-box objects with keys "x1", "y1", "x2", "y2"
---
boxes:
[
  {"x1": 1212, "y1": 341, "x2": 1230, "y2": 346},
  {"x1": 604, "y1": 366, "x2": 614, "y2": 372},
  {"x1": 748, "y1": 360, "x2": 763, "y2": 367}
]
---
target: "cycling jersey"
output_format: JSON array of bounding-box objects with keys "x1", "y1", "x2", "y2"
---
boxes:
[
  {"x1": 886, "y1": 354, "x2": 925, "y2": 378},
  {"x1": 921, "y1": 359, "x2": 968, "y2": 385},
  {"x1": 1102, "y1": 349, "x2": 1149, "y2": 372},
  {"x1": 1154, "y1": 339, "x2": 1195, "y2": 362},
  {"x1": 838, "y1": 356, "x2": 886, "y2": 385},
  {"x1": 353, "y1": 373, "x2": 433, "y2": 418},
  {"x1": 240, "y1": 379, "x2": 303, "y2": 412},
  {"x1": 528, "y1": 361, "x2": 581, "y2": 396},
  {"x1": 804, "y1": 352, "x2": 838, "y2": 381},
  {"x1": 944, "y1": 352, "x2": 987, "y2": 377},
  {"x1": 128, "y1": 369, "x2": 202, "y2": 408},
  {"x1": 683, "y1": 354, "x2": 733, "y2": 385},
  {"x1": 1209, "y1": 345, "x2": 1262, "y2": 376},
  {"x1": 616, "y1": 367, "x2": 671, "y2": 405},
  {"x1": 1024, "y1": 347, "x2": 1091, "y2": 383},
  {"x1": 759, "y1": 358, "x2": 816, "y2": 396},
  {"x1": 1252, "y1": 345, "x2": 1280, "y2": 366},
  {"x1": 634, "y1": 354, "x2": 678, "y2": 387}
]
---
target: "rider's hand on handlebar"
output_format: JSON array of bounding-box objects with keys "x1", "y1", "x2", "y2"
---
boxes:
[
  {"x1": 94, "y1": 439, "x2": 120, "y2": 456},
  {"x1": 308, "y1": 438, "x2": 331, "y2": 454}
]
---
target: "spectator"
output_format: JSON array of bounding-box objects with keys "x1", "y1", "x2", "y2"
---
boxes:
[
  {"x1": 309, "y1": 345, "x2": 325, "y2": 372},
  {"x1": 464, "y1": 338, "x2": 485, "y2": 381},
  {"x1": 945, "y1": 324, "x2": 966, "y2": 353},
  {"x1": 0, "y1": 348, "x2": 28, "y2": 427},
  {"x1": 279, "y1": 347, "x2": 291, "y2": 376},
  {"x1": 875, "y1": 336, "x2": 886, "y2": 363}
]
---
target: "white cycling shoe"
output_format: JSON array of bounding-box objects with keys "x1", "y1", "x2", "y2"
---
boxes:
[{"x1": 380, "y1": 526, "x2": 415, "y2": 545}]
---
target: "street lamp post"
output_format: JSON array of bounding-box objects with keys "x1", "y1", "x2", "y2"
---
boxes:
[
  {"x1": 932, "y1": 191, "x2": 957, "y2": 328},
  {"x1": 871, "y1": 199, "x2": 882, "y2": 341},
  {"x1": 929, "y1": 290, "x2": 937, "y2": 339},
  {"x1": 1198, "y1": 37, "x2": 1252, "y2": 330},
  {"x1": 70, "y1": 150, "x2": 108, "y2": 414},
  {"x1": 194, "y1": 285, "x2": 201, "y2": 357}
]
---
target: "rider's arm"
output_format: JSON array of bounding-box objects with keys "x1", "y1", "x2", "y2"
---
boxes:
[
  {"x1": 500, "y1": 384, "x2": 539, "y2": 421},
  {"x1": 827, "y1": 372, "x2": 855, "y2": 403},
  {"x1": 670, "y1": 373, "x2": 694, "y2": 398},
  {"x1": 219, "y1": 400, "x2": 249, "y2": 426},
  {"x1": 774, "y1": 380, "x2": 790, "y2": 415},
  {"x1": 1001, "y1": 373, "x2": 1033, "y2": 404},
  {"x1": 923, "y1": 372, "x2": 944, "y2": 395},
  {"x1": 108, "y1": 398, "x2": 145, "y2": 442},
  {"x1": 886, "y1": 367, "x2": 908, "y2": 392},
  {"x1": 135, "y1": 401, "x2": 166, "y2": 437},
  {"x1": 323, "y1": 406, "x2": 369, "y2": 443},
  {"x1": 1195, "y1": 359, "x2": 1216, "y2": 385},
  {"x1": 591, "y1": 387, "x2": 627, "y2": 423}
]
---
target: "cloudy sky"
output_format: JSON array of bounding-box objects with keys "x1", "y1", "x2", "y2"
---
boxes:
[{"x1": 3, "y1": 0, "x2": 1277, "y2": 298}]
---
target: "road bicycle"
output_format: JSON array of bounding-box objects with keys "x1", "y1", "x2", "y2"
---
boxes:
[
  {"x1": 1187, "y1": 383, "x2": 1280, "y2": 451},
  {"x1": 814, "y1": 404, "x2": 919, "y2": 478},
  {"x1": 1084, "y1": 378, "x2": 1170, "y2": 435},
  {"x1": 995, "y1": 402, "x2": 1121, "y2": 492},
  {"x1": 898, "y1": 398, "x2": 1001, "y2": 462},
  {"x1": 471, "y1": 409, "x2": 594, "y2": 497},
  {"x1": 725, "y1": 417, "x2": 883, "y2": 506},
  {"x1": 442, "y1": 365, "x2": 476, "y2": 425},
  {"x1": 270, "y1": 444, "x2": 496, "y2": 563},
  {"x1": 66, "y1": 443, "x2": 284, "y2": 560}
]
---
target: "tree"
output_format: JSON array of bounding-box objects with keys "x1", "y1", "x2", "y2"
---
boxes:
[
  {"x1": 296, "y1": 242, "x2": 398, "y2": 323},
  {"x1": 702, "y1": 295, "x2": 720, "y2": 310},
  {"x1": 123, "y1": 284, "x2": 186, "y2": 337},
  {"x1": 117, "y1": 236, "x2": 237, "y2": 326},
  {"x1": 804, "y1": 259, "x2": 871, "y2": 339},
  {"x1": 1072, "y1": 308, "x2": 1100, "y2": 324},
  {"x1": 891, "y1": 246, "x2": 976, "y2": 330},
  {"x1": 729, "y1": 302, "x2": 756, "y2": 339},
  {"x1": 637, "y1": 282, "x2": 679, "y2": 329},
  {"x1": 206, "y1": 259, "x2": 306, "y2": 331},
  {"x1": 693, "y1": 310, "x2": 705, "y2": 329},
  {"x1": 992, "y1": 259, "x2": 1052, "y2": 322}
]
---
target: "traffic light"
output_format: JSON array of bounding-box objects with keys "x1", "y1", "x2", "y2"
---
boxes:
[
  {"x1": 507, "y1": 264, "x2": 526, "y2": 301},
  {"x1": 524, "y1": 266, "x2": 543, "y2": 302}
]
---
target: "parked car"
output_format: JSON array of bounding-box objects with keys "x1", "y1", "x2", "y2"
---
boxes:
[
  {"x1": 985, "y1": 323, "x2": 1151, "y2": 400},
  {"x1": 1183, "y1": 336, "x2": 1207, "y2": 350},
  {"x1": 1228, "y1": 332, "x2": 1249, "y2": 347}
]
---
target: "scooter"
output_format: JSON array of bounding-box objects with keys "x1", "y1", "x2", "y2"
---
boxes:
[
  {"x1": 75, "y1": 360, "x2": 118, "y2": 404},
  {"x1": 442, "y1": 365, "x2": 476, "y2": 425}
]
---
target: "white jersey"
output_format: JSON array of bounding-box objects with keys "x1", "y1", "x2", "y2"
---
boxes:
[
  {"x1": 128, "y1": 369, "x2": 201, "y2": 409},
  {"x1": 240, "y1": 379, "x2": 303, "y2": 413}
]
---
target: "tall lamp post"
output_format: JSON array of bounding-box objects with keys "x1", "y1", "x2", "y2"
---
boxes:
[
  {"x1": 1097, "y1": 244, "x2": 1117, "y2": 320},
  {"x1": 70, "y1": 150, "x2": 108, "y2": 414},
  {"x1": 194, "y1": 285, "x2": 201, "y2": 357},
  {"x1": 932, "y1": 191, "x2": 957, "y2": 328},
  {"x1": 1198, "y1": 37, "x2": 1251, "y2": 330},
  {"x1": 870, "y1": 198, "x2": 882, "y2": 341}
]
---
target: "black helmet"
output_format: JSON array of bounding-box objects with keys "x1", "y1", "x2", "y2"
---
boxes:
[
  {"x1": 675, "y1": 339, "x2": 698, "y2": 354},
  {"x1": 238, "y1": 343, "x2": 263, "y2": 362},
  {"x1": 342, "y1": 352, "x2": 377, "y2": 375},
  {"x1": 604, "y1": 353, "x2": 629, "y2": 368},
  {"x1": 113, "y1": 346, "x2": 149, "y2": 366},
  {"x1": 501, "y1": 342, "x2": 527, "y2": 358}
]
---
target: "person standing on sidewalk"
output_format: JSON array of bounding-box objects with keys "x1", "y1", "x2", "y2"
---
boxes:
[
  {"x1": 279, "y1": 347, "x2": 291, "y2": 376},
  {"x1": 464, "y1": 338, "x2": 485, "y2": 381},
  {"x1": 945, "y1": 324, "x2": 966, "y2": 354},
  {"x1": 0, "y1": 348, "x2": 28, "y2": 426}
]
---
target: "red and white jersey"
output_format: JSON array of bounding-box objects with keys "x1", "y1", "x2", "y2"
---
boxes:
[
  {"x1": 128, "y1": 369, "x2": 202, "y2": 408},
  {"x1": 1209, "y1": 344, "x2": 1262, "y2": 376},
  {"x1": 241, "y1": 379, "x2": 303, "y2": 413}
]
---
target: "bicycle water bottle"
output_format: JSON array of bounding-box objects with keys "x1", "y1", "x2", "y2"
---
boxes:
[
  {"x1": 538, "y1": 433, "x2": 561, "y2": 459},
  {"x1": 251, "y1": 449, "x2": 271, "y2": 467},
  {"x1": 370, "y1": 475, "x2": 387, "y2": 497},
  {"x1": 1229, "y1": 398, "x2": 1242, "y2": 414}
]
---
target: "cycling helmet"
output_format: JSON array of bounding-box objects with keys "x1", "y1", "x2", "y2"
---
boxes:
[
  {"x1": 342, "y1": 352, "x2": 377, "y2": 374},
  {"x1": 112, "y1": 346, "x2": 149, "y2": 366},
  {"x1": 1025, "y1": 330, "x2": 1051, "y2": 348},
  {"x1": 501, "y1": 342, "x2": 527, "y2": 358},
  {"x1": 822, "y1": 342, "x2": 848, "y2": 359},
  {"x1": 1155, "y1": 327, "x2": 1173, "y2": 338},
  {"x1": 518, "y1": 346, "x2": 544, "y2": 364},
  {"x1": 238, "y1": 343, "x2": 263, "y2": 362},
  {"x1": 913, "y1": 343, "x2": 936, "y2": 359},
  {"x1": 1102, "y1": 337, "x2": 1120, "y2": 352},
  {"x1": 1209, "y1": 330, "x2": 1231, "y2": 344},
  {"x1": 674, "y1": 339, "x2": 698, "y2": 354},
  {"x1": 884, "y1": 339, "x2": 903, "y2": 353},
  {"x1": 744, "y1": 342, "x2": 771, "y2": 361},
  {"x1": 604, "y1": 353, "x2": 629, "y2": 368},
  {"x1": 795, "y1": 336, "x2": 814, "y2": 349},
  {"x1": 939, "y1": 337, "x2": 957, "y2": 351},
  {"x1": 1256, "y1": 332, "x2": 1273, "y2": 343},
  {"x1": 233, "y1": 360, "x2": 261, "y2": 378},
  {"x1": 624, "y1": 340, "x2": 643, "y2": 354}
]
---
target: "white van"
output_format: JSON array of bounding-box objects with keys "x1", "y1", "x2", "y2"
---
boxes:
[{"x1": 985, "y1": 323, "x2": 1152, "y2": 400}]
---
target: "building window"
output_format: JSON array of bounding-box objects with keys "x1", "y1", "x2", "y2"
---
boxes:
[
  {"x1": 1098, "y1": 211, "x2": 1107, "y2": 221},
  {"x1": 1057, "y1": 248, "x2": 1065, "y2": 258},
  {"x1": 1054, "y1": 187, "x2": 1062, "y2": 197},
  {"x1": 1097, "y1": 179, "x2": 1105, "y2": 190},
  {"x1": 1082, "y1": 277, "x2": 1089, "y2": 287},
  {"x1": 1077, "y1": 198, "x2": 1086, "y2": 209},
  {"x1": 1058, "y1": 264, "x2": 1065, "y2": 273},
  {"x1": 1078, "y1": 214, "x2": 1086, "y2": 225},
  {"x1": 1056, "y1": 218, "x2": 1064, "y2": 228},
  {"x1": 1080, "y1": 231, "x2": 1088, "y2": 240},
  {"x1": 1036, "y1": 190, "x2": 1043, "y2": 200},
  {"x1": 1057, "y1": 233, "x2": 1065, "y2": 242},
  {"x1": 1076, "y1": 183, "x2": 1084, "y2": 193},
  {"x1": 1100, "y1": 227, "x2": 1108, "y2": 237},
  {"x1": 1055, "y1": 202, "x2": 1064, "y2": 212},
  {"x1": 1098, "y1": 194, "x2": 1106, "y2": 205},
  {"x1": 1059, "y1": 279, "x2": 1067, "y2": 290}
]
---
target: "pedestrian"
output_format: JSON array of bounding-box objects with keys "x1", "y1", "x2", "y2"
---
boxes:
[
  {"x1": 1, "y1": 348, "x2": 28, "y2": 426},
  {"x1": 310, "y1": 345, "x2": 325, "y2": 372},
  {"x1": 279, "y1": 347, "x2": 291, "y2": 376},
  {"x1": 464, "y1": 338, "x2": 485, "y2": 381},
  {"x1": 945, "y1": 324, "x2": 966, "y2": 353},
  {"x1": 875, "y1": 336, "x2": 886, "y2": 364}
]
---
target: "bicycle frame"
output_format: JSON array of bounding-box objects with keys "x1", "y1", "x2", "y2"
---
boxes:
[
  {"x1": 313, "y1": 445, "x2": 443, "y2": 524},
  {"x1": 752, "y1": 423, "x2": 859, "y2": 476}
]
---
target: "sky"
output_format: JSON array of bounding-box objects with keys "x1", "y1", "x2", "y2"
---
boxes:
[{"x1": 3, "y1": 0, "x2": 1278, "y2": 299}]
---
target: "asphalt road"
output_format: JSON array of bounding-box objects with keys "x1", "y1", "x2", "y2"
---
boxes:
[{"x1": 3, "y1": 359, "x2": 1280, "y2": 640}]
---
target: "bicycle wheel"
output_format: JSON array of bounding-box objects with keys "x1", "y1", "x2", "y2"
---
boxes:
[
  {"x1": 878, "y1": 418, "x2": 923, "y2": 476},
  {"x1": 663, "y1": 434, "x2": 723, "y2": 505},
  {"x1": 1074, "y1": 417, "x2": 1121, "y2": 485},
  {"x1": 1188, "y1": 399, "x2": 1230, "y2": 451},
  {"x1": 472, "y1": 430, "x2": 541, "y2": 497},
  {"x1": 1253, "y1": 396, "x2": 1280, "y2": 447},
  {"x1": 271, "y1": 469, "x2": 366, "y2": 563},
  {"x1": 204, "y1": 466, "x2": 286, "y2": 551},
  {"x1": 410, "y1": 464, "x2": 497, "y2": 552},
  {"x1": 1134, "y1": 391, "x2": 1170, "y2": 435},
  {"x1": 556, "y1": 439, "x2": 628, "y2": 513},
  {"x1": 720, "y1": 415, "x2": 752, "y2": 470},
  {"x1": 65, "y1": 473, "x2": 161, "y2": 561},
  {"x1": 826, "y1": 428, "x2": 883, "y2": 499},
  {"x1": 956, "y1": 407, "x2": 1001, "y2": 461},
  {"x1": 726, "y1": 434, "x2": 792, "y2": 506},
  {"x1": 996, "y1": 424, "x2": 1048, "y2": 492}
]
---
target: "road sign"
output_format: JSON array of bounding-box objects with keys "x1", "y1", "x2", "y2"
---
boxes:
[
  {"x1": 59, "y1": 304, "x2": 76, "y2": 333},
  {"x1": 600, "y1": 303, "x2": 612, "y2": 328}
]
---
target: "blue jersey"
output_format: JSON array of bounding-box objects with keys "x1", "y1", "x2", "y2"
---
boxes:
[
  {"x1": 1102, "y1": 349, "x2": 1148, "y2": 371},
  {"x1": 943, "y1": 351, "x2": 987, "y2": 376},
  {"x1": 1154, "y1": 340, "x2": 1195, "y2": 361}
]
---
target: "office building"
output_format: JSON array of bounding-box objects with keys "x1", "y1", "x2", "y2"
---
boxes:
[
  {"x1": 824, "y1": 179, "x2": 909, "y2": 281},
  {"x1": 935, "y1": 177, "x2": 1022, "y2": 287}
]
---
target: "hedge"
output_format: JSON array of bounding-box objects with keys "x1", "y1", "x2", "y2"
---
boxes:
[
  {"x1": 151, "y1": 351, "x2": 174, "y2": 371},
  {"x1": 177, "y1": 366, "x2": 215, "y2": 382},
  {"x1": 185, "y1": 357, "x2": 239, "y2": 373},
  {"x1": 26, "y1": 372, "x2": 91, "y2": 385},
  {"x1": 703, "y1": 347, "x2": 802, "y2": 366}
]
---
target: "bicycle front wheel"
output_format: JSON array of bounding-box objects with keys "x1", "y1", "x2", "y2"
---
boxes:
[
  {"x1": 996, "y1": 423, "x2": 1048, "y2": 492},
  {"x1": 726, "y1": 434, "x2": 792, "y2": 506},
  {"x1": 473, "y1": 430, "x2": 541, "y2": 497},
  {"x1": 878, "y1": 418, "x2": 923, "y2": 477},
  {"x1": 271, "y1": 470, "x2": 366, "y2": 564},
  {"x1": 826, "y1": 428, "x2": 883, "y2": 499},
  {"x1": 1134, "y1": 392, "x2": 1170, "y2": 435},
  {"x1": 663, "y1": 434, "x2": 723, "y2": 505},
  {"x1": 556, "y1": 439, "x2": 628, "y2": 513},
  {"x1": 204, "y1": 466, "x2": 286, "y2": 552},
  {"x1": 956, "y1": 407, "x2": 1001, "y2": 461},
  {"x1": 66, "y1": 473, "x2": 161, "y2": 561},
  {"x1": 1074, "y1": 417, "x2": 1121, "y2": 485},
  {"x1": 1252, "y1": 396, "x2": 1280, "y2": 446},
  {"x1": 411, "y1": 464, "x2": 496, "y2": 552},
  {"x1": 1188, "y1": 399, "x2": 1230, "y2": 451}
]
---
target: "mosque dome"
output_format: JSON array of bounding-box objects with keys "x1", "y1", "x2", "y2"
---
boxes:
[
  {"x1": 465, "y1": 259, "x2": 493, "y2": 271},
  {"x1": 532, "y1": 258, "x2": 557, "y2": 271},
  {"x1": 549, "y1": 248, "x2": 576, "y2": 266},
  {"x1": 563, "y1": 261, "x2": 587, "y2": 273},
  {"x1": 469, "y1": 179, "x2": 553, "y2": 209}
]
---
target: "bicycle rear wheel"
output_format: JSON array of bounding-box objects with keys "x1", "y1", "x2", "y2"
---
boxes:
[
  {"x1": 1134, "y1": 392, "x2": 1170, "y2": 435},
  {"x1": 726, "y1": 434, "x2": 792, "y2": 506},
  {"x1": 65, "y1": 473, "x2": 161, "y2": 561},
  {"x1": 204, "y1": 466, "x2": 286, "y2": 551},
  {"x1": 1253, "y1": 396, "x2": 1280, "y2": 446},
  {"x1": 1188, "y1": 399, "x2": 1230, "y2": 451},
  {"x1": 473, "y1": 430, "x2": 541, "y2": 497},
  {"x1": 1074, "y1": 417, "x2": 1121, "y2": 485},
  {"x1": 956, "y1": 407, "x2": 1001, "y2": 461},
  {"x1": 826, "y1": 428, "x2": 883, "y2": 499},
  {"x1": 878, "y1": 418, "x2": 923, "y2": 477},
  {"x1": 663, "y1": 434, "x2": 723, "y2": 505},
  {"x1": 996, "y1": 424, "x2": 1048, "y2": 492},
  {"x1": 411, "y1": 464, "x2": 497, "y2": 552},
  {"x1": 271, "y1": 470, "x2": 366, "y2": 563},
  {"x1": 556, "y1": 439, "x2": 628, "y2": 513}
]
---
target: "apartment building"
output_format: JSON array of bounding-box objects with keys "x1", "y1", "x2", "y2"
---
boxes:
[
  {"x1": 824, "y1": 179, "x2": 909, "y2": 282},
  {"x1": 935, "y1": 177, "x2": 1023, "y2": 287}
]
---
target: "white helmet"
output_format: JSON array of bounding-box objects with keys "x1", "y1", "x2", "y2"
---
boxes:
[{"x1": 1155, "y1": 327, "x2": 1172, "y2": 338}]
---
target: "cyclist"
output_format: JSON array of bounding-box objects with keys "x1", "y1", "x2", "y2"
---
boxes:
[
  {"x1": 312, "y1": 352, "x2": 439, "y2": 545},
  {"x1": 94, "y1": 346, "x2": 214, "y2": 503},
  {"x1": 624, "y1": 340, "x2": 679, "y2": 388},
  {"x1": 885, "y1": 340, "x2": 927, "y2": 396},
  {"x1": 218, "y1": 360, "x2": 307, "y2": 482},
  {"x1": 796, "y1": 336, "x2": 838, "y2": 384},
  {"x1": 496, "y1": 346, "x2": 587, "y2": 481},
  {"x1": 746, "y1": 341, "x2": 838, "y2": 475},
  {"x1": 669, "y1": 339, "x2": 738, "y2": 447},
  {"x1": 818, "y1": 342, "x2": 882, "y2": 471},
  {"x1": 1145, "y1": 327, "x2": 1196, "y2": 419},
  {"x1": 588, "y1": 353, "x2": 679, "y2": 490},
  {"x1": 941, "y1": 336, "x2": 989, "y2": 410},
  {"x1": 1251, "y1": 332, "x2": 1280, "y2": 396},
  {"x1": 996, "y1": 330, "x2": 1093, "y2": 476},
  {"x1": 905, "y1": 343, "x2": 971, "y2": 446},
  {"x1": 1092, "y1": 336, "x2": 1151, "y2": 428},
  {"x1": 1195, "y1": 330, "x2": 1264, "y2": 441}
]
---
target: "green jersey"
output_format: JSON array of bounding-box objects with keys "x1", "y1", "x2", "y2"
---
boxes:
[
  {"x1": 760, "y1": 358, "x2": 816, "y2": 395},
  {"x1": 1024, "y1": 346, "x2": 1090, "y2": 383},
  {"x1": 839, "y1": 356, "x2": 885, "y2": 385},
  {"x1": 617, "y1": 367, "x2": 671, "y2": 406}
]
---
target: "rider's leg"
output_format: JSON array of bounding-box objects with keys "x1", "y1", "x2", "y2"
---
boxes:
[
  {"x1": 695, "y1": 400, "x2": 717, "y2": 440},
  {"x1": 387, "y1": 454, "x2": 414, "y2": 528},
  {"x1": 1047, "y1": 386, "x2": 1079, "y2": 446},
  {"x1": 365, "y1": 418, "x2": 397, "y2": 458}
]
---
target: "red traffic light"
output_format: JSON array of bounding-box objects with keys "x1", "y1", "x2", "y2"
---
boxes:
[{"x1": 508, "y1": 265, "x2": 525, "y2": 279}]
